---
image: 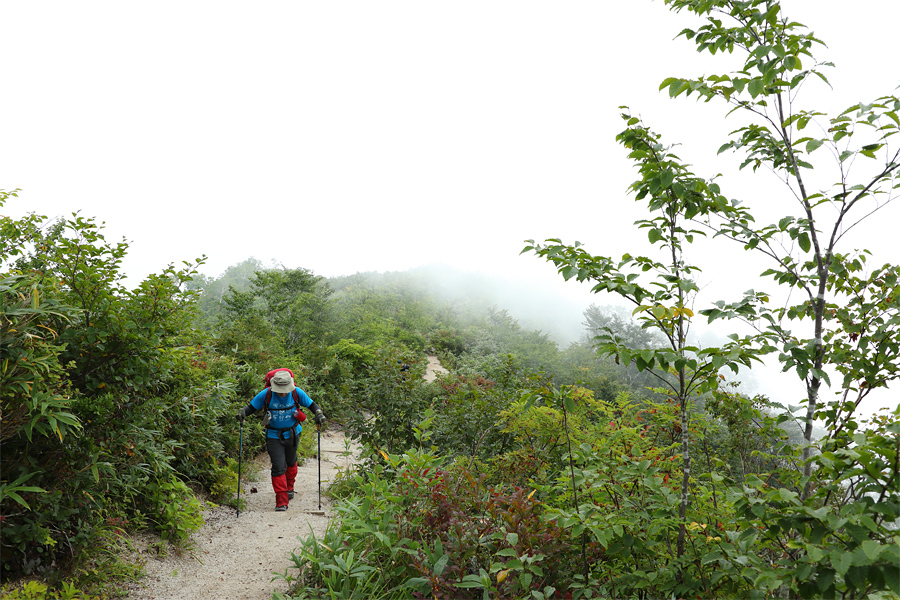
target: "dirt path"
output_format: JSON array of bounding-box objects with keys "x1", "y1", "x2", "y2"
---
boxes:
[
  {"x1": 424, "y1": 354, "x2": 448, "y2": 382},
  {"x1": 123, "y1": 428, "x2": 358, "y2": 600}
]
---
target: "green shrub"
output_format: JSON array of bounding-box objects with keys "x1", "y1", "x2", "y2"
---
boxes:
[
  {"x1": 209, "y1": 459, "x2": 242, "y2": 508},
  {"x1": 1, "y1": 205, "x2": 238, "y2": 581},
  {"x1": 282, "y1": 412, "x2": 588, "y2": 599},
  {"x1": 427, "y1": 328, "x2": 469, "y2": 357},
  {"x1": 142, "y1": 477, "x2": 203, "y2": 548},
  {"x1": 0, "y1": 436, "x2": 112, "y2": 580},
  {"x1": 298, "y1": 425, "x2": 317, "y2": 461},
  {"x1": 348, "y1": 346, "x2": 426, "y2": 454},
  {"x1": 0, "y1": 580, "x2": 100, "y2": 600},
  {"x1": 428, "y1": 376, "x2": 516, "y2": 460}
]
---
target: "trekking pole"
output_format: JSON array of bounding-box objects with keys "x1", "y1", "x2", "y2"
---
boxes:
[
  {"x1": 237, "y1": 418, "x2": 243, "y2": 518},
  {"x1": 317, "y1": 423, "x2": 322, "y2": 510}
]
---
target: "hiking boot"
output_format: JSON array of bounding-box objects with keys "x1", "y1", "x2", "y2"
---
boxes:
[
  {"x1": 287, "y1": 490, "x2": 295, "y2": 500},
  {"x1": 275, "y1": 505, "x2": 288, "y2": 512}
]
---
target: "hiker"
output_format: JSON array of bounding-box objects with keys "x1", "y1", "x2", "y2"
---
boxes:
[{"x1": 235, "y1": 369, "x2": 326, "y2": 511}]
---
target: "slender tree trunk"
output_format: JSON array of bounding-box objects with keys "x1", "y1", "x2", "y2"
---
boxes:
[
  {"x1": 778, "y1": 89, "x2": 829, "y2": 500},
  {"x1": 802, "y1": 277, "x2": 827, "y2": 499},
  {"x1": 676, "y1": 375, "x2": 690, "y2": 559}
]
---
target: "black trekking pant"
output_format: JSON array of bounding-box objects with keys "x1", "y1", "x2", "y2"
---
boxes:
[{"x1": 266, "y1": 436, "x2": 298, "y2": 477}]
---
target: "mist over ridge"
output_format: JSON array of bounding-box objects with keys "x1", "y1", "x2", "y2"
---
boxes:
[
  {"x1": 393, "y1": 263, "x2": 592, "y2": 346},
  {"x1": 195, "y1": 258, "x2": 596, "y2": 346}
]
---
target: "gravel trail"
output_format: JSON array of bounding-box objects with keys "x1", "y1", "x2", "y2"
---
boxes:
[
  {"x1": 424, "y1": 354, "x2": 448, "y2": 382},
  {"x1": 123, "y1": 428, "x2": 358, "y2": 600}
]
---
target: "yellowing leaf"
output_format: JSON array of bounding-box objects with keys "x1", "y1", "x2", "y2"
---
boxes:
[{"x1": 497, "y1": 569, "x2": 510, "y2": 584}]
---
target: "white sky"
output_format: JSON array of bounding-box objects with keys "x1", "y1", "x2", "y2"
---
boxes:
[{"x1": 3, "y1": 0, "x2": 899, "y2": 414}]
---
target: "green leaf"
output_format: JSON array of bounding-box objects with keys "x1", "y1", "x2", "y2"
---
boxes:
[
  {"x1": 778, "y1": 487, "x2": 800, "y2": 505},
  {"x1": 519, "y1": 572, "x2": 534, "y2": 589},
  {"x1": 748, "y1": 78, "x2": 764, "y2": 98},
  {"x1": 831, "y1": 551, "x2": 853, "y2": 576},
  {"x1": 806, "y1": 139, "x2": 824, "y2": 153},
  {"x1": 861, "y1": 540, "x2": 882, "y2": 562},
  {"x1": 668, "y1": 79, "x2": 684, "y2": 98},
  {"x1": 3, "y1": 491, "x2": 30, "y2": 510},
  {"x1": 817, "y1": 569, "x2": 835, "y2": 592},
  {"x1": 852, "y1": 546, "x2": 873, "y2": 566},
  {"x1": 659, "y1": 77, "x2": 679, "y2": 92},
  {"x1": 885, "y1": 564, "x2": 900, "y2": 595},
  {"x1": 795, "y1": 562, "x2": 814, "y2": 581},
  {"x1": 660, "y1": 170, "x2": 674, "y2": 189},
  {"x1": 404, "y1": 578, "x2": 433, "y2": 593},
  {"x1": 433, "y1": 554, "x2": 449, "y2": 576},
  {"x1": 798, "y1": 232, "x2": 811, "y2": 253}
]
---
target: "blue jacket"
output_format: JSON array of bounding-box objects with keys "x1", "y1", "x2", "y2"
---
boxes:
[{"x1": 248, "y1": 387, "x2": 315, "y2": 439}]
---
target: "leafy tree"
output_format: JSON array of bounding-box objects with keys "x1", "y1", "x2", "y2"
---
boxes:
[
  {"x1": 349, "y1": 346, "x2": 425, "y2": 454},
  {"x1": 211, "y1": 265, "x2": 334, "y2": 383},
  {"x1": 582, "y1": 304, "x2": 665, "y2": 350},
  {"x1": 525, "y1": 178, "x2": 760, "y2": 564},
  {"x1": 247, "y1": 267, "x2": 334, "y2": 352},
  {"x1": 187, "y1": 257, "x2": 267, "y2": 323},
  {"x1": 581, "y1": 304, "x2": 671, "y2": 391},
  {"x1": 328, "y1": 271, "x2": 438, "y2": 350},
  {"x1": 7, "y1": 211, "x2": 205, "y2": 396},
  {"x1": 526, "y1": 0, "x2": 900, "y2": 597},
  {"x1": 1, "y1": 198, "x2": 235, "y2": 585},
  {"x1": 655, "y1": 0, "x2": 900, "y2": 490}
]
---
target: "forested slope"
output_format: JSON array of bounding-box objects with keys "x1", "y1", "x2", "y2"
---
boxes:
[
  {"x1": 3, "y1": 1, "x2": 900, "y2": 598},
  {"x1": 3, "y1": 188, "x2": 897, "y2": 599},
  {"x1": 0, "y1": 192, "x2": 636, "y2": 597}
]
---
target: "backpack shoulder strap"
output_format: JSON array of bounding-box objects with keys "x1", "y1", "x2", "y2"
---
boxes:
[{"x1": 264, "y1": 387, "x2": 300, "y2": 411}]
